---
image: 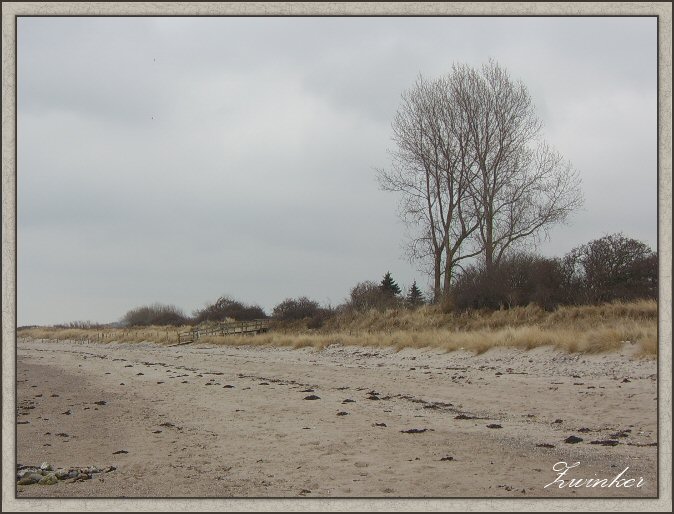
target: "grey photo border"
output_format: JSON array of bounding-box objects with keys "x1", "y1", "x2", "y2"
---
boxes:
[{"x1": 1, "y1": 2, "x2": 671, "y2": 512}]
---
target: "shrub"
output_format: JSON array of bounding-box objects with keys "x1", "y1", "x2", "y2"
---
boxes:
[
  {"x1": 563, "y1": 233, "x2": 657, "y2": 304},
  {"x1": 348, "y1": 280, "x2": 400, "y2": 312},
  {"x1": 452, "y1": 253, "x2": 566, "y2": 311},
  {"x1": 307, "y1": 307, "x2": 334, "y2": 329},
  {"x1": 272, "y1": 297, "x2": 321, "y2": 321},
  {"x1": 192, "y1": 296, "x2": 267, "y2": 324},
  {"x1": 53, "y1": 320, "x2": 106, "y2": 329},
  {"x1": 122, "y1": 303, "x2": 188, "y2": 327},
  {"x1": 452, "y1": 234, "x2": 658, "y2": 311}
]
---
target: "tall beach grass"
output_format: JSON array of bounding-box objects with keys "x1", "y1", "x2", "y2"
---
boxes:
[{"x1": 17, "y1": 300, "x2": 657, "y2": 357}]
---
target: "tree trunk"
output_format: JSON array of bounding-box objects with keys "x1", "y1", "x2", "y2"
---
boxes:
[
  {"x1": 484, "y1": 212, "x2": 494, "y2": 272},
  {"x1": 434, "y1": 251, "x2": 442, "y2": 303},
  {"x1": 442, "y1": 247, "x2": 453, "y2": 296},
  {"x1": 441, "y1": 247, "x2": 454, "y2": 312}
]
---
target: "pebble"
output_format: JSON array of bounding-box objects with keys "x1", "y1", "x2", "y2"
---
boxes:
[
  {"x1": 16, "y1": 469, "x2": 40, "y2": 480},
  {"x1": 38, "y1": 474, "x2": 59, "y2": 485},
  {"x1": 17, "y1": 475, "x2": 40, "y2": 486},
  {"x1": 564, "y1": 435, "x2": 584, "y2": 444},
  {"x1": 16, "y1": 463, "x2": 118, "y2": 485},
  {"x1": 29, "y1": 472, "x2": 44, "y2": 481},
  {"x1": 55, "y1": 469, "x2": 70, "y2": 480}
]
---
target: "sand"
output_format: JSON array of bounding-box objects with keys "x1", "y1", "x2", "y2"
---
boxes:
[{"x1": 15, "y1": 338, "x2": 658, "y2": 498}]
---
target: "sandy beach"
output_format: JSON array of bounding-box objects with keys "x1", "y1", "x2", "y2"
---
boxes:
[{"x1": 16, "y1": 338, "x2": 658, "y2": 498}]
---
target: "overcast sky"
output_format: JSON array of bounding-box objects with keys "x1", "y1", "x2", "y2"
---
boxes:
[{"x1": 17, "y1": 16, "x2": 657, "y2": 325}]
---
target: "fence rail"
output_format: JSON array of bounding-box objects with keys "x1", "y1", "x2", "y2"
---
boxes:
[{"x1": 176, "y1": 319, "x2": 270, "y2": 345}]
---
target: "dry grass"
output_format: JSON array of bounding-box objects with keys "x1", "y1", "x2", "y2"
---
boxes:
[
  {"x1": 17, "y1": 300, "x2": 657, "y2": 357},
  {"x1": 17, "y1": 325, "x2": 192, "y2": 345}
]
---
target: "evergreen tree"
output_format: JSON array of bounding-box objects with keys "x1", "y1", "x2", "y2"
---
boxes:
[
  {"x1": 380, "y1": 271, "x2": 401, "y2": 296},
  {"x1": 406, "y1": 281, "x2": 425, "y2": 307}
]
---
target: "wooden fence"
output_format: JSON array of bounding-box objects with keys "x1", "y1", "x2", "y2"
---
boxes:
[{"x1": 175, "y1": 319, "x2": 270, "y2": 345}]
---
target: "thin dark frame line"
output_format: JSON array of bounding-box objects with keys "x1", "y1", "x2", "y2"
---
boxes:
[
  {"x1": 11, "y1": 12, "x2": 663, "y2": 502},
  {"x1": 13, "y1": 14, "x2": 661, "y2": 18}
]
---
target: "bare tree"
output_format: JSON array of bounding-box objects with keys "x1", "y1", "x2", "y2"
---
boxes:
[
  {"x1": 377, "y1": 75, "x2": 480, "y2": 302},
  {"x1": 453, "y1": 61, "x2": 583, "y2": 270},
  {"x1": 378, "y1": 61, "x2": 583, "y2": 301}
]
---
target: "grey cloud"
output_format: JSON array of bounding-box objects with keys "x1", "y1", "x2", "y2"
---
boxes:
[{"x1": 18, "y1": 16, "x2": 657, "y2": 325}]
